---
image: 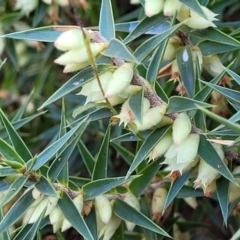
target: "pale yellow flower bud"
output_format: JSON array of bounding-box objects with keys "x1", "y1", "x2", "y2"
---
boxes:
[
  {"x1": 177, "y1": 5, "x2": 190, "y2": 22},
  {"x1": 54, "y1": 0, "x2": 69, "y2": 6},
  {"x1": 172, "y1": 112, "x2": 192, "y2": 146},
  {"x1": 54, "y1": 29, "x2": 86, "y2": 51},
  {"x1": 123, "y1": 192, "x2": 140, "y2": 231},
  {"x1": 203, "y1": 54, "x2": 224, "y2": 77},
  {"x1": 147, "y1": 132, "x2": 173, "y2": 161},
  {"x1": 133, "y1": 103, "x2": 168, "y2": 131},
  {"x1": 229, "y1": 166, "x2": 240, "y2": 202},
  {"x1": 104, "y1": 63, "x2": 134, "y2": 98},
  {"x1": 95, "y1": 195, "x2": 112, "y2": 225},
  {"x1": 192, "y1": 46, "x2": 203, "y2": 70},
  {"x1": 49, "y1": 206, "x2": 64, "y2": 233},
  {"x1": 63, "y1": 61, "x2": 90, "y2": 73},
  {"x1": 163, "y1": 0, "x2": 183, "y2": 16},
  {"x1": 14, "y1": 0, "x2": 38, "y2": 16},
  {"x1": 184, "y1": 197, "x2": 197, "y2": 209},
  {"x1": 151, "y1": 187, "x2": 167, "y2": 220},
  {"x1": 44, "y1": 196, "x2": 59, "y2": 217},
  {"x1": 22, "y1": 207, "x2": 36, "y2": 226},
  {"x1": 54, "y1": 42, "x2": 107, "y2": 66},
  {"x1": 32, "y1": 188, "x2": 42, "y2": 200},
  {"x1": 145, "y1": 0, "x2": 165, "y2": 17}
]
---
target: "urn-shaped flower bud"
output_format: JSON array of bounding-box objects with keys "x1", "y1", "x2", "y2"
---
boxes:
[
  {"x1": 203, "y1": 54, "x2": 224, "y2": 77},
  {"x1": 192, "y1": 46, "x2": 203, "y2": 70},
  {"x1": 229, "y1": 166, "x2": 240, "y2": 202},
  {"x1": 123, "y1": 192, "x2": 140, "y2": 231},
  {"x1": 44, "y1": 196, "x2": 59, "y2": 217},
  {"x1": 163, "y1": 38, "x2": 181, "y2": 61},
  {"x1": 104, "y1": 63, "x2": 134, "y2": 98},
  {"x1": 147, "y1": 132, "x2": 173, "y2": 161},
  {"x1": 145, "y1": 0, "x2": 165, "y2": 17},
  {"x1": 184, "y1": 197, "x2": 197, "y2": 209},
  {"x1": 172, "y1": 112, "x2": 192, "y2": 146},
  {"x1": 151, "y1": 187, "x2": 168, "y2": 220},
  {"x1": 194, "y1": 143, "x2": 226, "y2": 192},
  {"x1": 54, "y1": 42, "x2": 107, "y2": 66},
  {"x1": 61, "y1": 193, "x2": 84, "y2": 231},
  {"x1": 165, "y1": 134, "x2": 200, "y2": 164},
  {"x1": 133, "y1": 103, "x2": 168, "y2": 131},
  {"x1": 49, "y1": 206, "x2": 64, "y2": 232},
  {"x1": 177, "y1": 5, "x2": 190, "y2": 22},
  {"x1": 14, "y1": 0, "x2": 38, "y2": 16},
  {"x1": 95, "y1": 195, "x2": 112, "y2": 224},
  {"x1": 163, "y1": 0, "x2": 183, "y2": 16},
  {"x1": 54, "y1": 29, "x2": 86, "y2": 51}
]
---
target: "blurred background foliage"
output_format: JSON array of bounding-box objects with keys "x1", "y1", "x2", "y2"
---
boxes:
[{"x1": 1, "y1": 0, "x2": 240, "y2": 239}]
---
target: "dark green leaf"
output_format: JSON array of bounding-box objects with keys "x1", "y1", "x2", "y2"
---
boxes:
[
  {"x1": 111, "y1": 142, "x2": 134, "y2": 165},
  {"x1": 58, "y1": 192, "x2": 94, "y2": 240},
  {"x1": 84, "y1": 209, "x2": 98, "y2": 240},
  {"x1": 102, "y1": 38, "x2": 139, "y2": 64},
  {"x1": 0, "y1": 167, "x2": 18, "y2": 177},
  {"x1": 128, "y1": 89, "x2": 144, "y2": 122},
  {"x1": 166, "y1": 96, "x2": 213, "y2": 114},
  {"x1": 99, "y1": 0, "x2": 115, "y2": 41},
  {"x1": 0, "y1": 190, "x2": 35, "y2": 234},
  {"x1": 216, "y1": 177, "x2": 229, "y2": 225},
  {"x1": 126, "y1": 126, "x2": 170, "y2": 179},
  {"x1": 35, "y1": 175, "x2": 58, "y2": 197},
  {"x1": 113, "y1": 199, "x2": 170, "y2": 238},
  {"x1": 176, "y1": 46, "x2": 195, "y2": 98},
  {"x1": 92, "y1": 125, "x2": 111, "y2": 180},
  {"x1": 198, "y1": 135, "x2": 235, "y2": 184},
  {"x1": 0, "y1": 109, "x2": 32, "y2": 161},
  {"x1": 32, "y1": 1, "x2": 48, "y2": 27},
  {"x1": 224, "y1": 67, "x2": 240, "y2": 85}
]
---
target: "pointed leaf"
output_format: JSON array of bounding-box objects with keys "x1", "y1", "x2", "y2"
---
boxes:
[
  {"x1": 99, "y1": 0, "x2": 115, "y2": 41},
  {"x1": 83, "y1": 176, "x2": 135, "y2": 200},
  {"x1": 39, "y1": 65, "x2": 109, "y2": 109},
  {"x1": 0, "y1": 109, "x2": 32, "y2": 161},
  {"x1": 111, "y1": 131, "x2": 151, "y2": 142},
  {"x1": 0, "y1": 167, "x2": 18, "y2": 177},
  {"x1": 166, "y1": 96, "x2": 213, "y2": 114},
  {"x1": 224, "y1": 67, "x2": 240, "y2": 85},
  {"x1": 126, "y1": 126, "x2": 170, "y2": 178},
  {"x1": 0, "y1": 176, "x2": 27, "y2": 208},
  {"x1": 134, "y1": 22, "x2": 184, "y2": 62},
  {"x1": 0, "y1": 138, "x2": 25, "y2": 168},
  {"x1": 128, "y1": 89, "x2": 144, "y2": 122},
  {"x1": 176, "y1": 46, "x2": 195, "y2": 98},
  {"x1": 198, "y1": 135, "x2": 235, "y2": 184},
  {"x1": 58, "y1": 192, "x2": 94, "y2": 240},
  {"x1": 163, "y1": 170, "x2": 192, "y2": 210},
  {"x1": 35, "y1": 175, "x2": 58, "y2": 197},
  {"x1": 129, "y1": 158, "x2": 163, "y2": 196},
  {"x1": 111, "y1": 142, "x2": 134, "y2": 165},
  {"x1": 216, "y1": 177, "x2": 229, "y2": 225},
  {"x1": 124, "y1": 14, "x2": 167, "y2": 44},
  {"x1": 92, "y1": 125, "x2": 111, "y2": 180},
  {"x1": 0, "y1": 190, "x2": 35, "y2": 234},
  {"x1": 102, "y1": 38, "x2": 139, "y2": 64},
  {"x1": 113, "y1": 199, "x2": 170, "y2": 238},
  {"x1": 84, "y1": 209, "x2": 98, "y2": 240},
  {"x1": 33, "y1": 121, "x2": 84, "y2": 170}
]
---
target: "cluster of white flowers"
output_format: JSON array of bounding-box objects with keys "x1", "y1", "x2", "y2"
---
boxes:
[{"x1": 144, "y1": 0, "x2": 218, "y2": 29}]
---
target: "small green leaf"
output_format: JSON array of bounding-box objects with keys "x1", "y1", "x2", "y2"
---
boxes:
[
  {"x1": 0, "y1": 176, "x2": 27, "y2": 208},
  {"x1": 224, "y1": 67, "x2": 240, "y2": 85},
  {"x1": 176, "y1": 46, "x2": 195, "y2": 98},
  {"x1": 113, "y1": 199, "x2": 170, "y2": 238},
  {"x1": 39, "y1": 65, "x2": 109, "y2": 109},
  {"x1": 128, "y1": 89, "x2": 144, "y2": 123},
  {"x1": 129, "y1": 158, "x2": 163, "y2": 196},
  {"x1": 0, "y1": 167, "x2": 18, "y2": 177},
  {"x1": 99, "y1": 0, "x2": 115, "y2": 41},
  {"x1": 179, "y1": 0, "x2": 207, "y2": 19},
  {"x1": 216, "y1": 177, "x2": 229, "y2": 225},
  {"x1": 164, "y1": 170, "x2": 192, "y2": 210},
  {"x1": 92, "y1": 125, "x2": 111, "y2": 180},
  {"x1": 0, "y1": 190, "x2": 35, "y2": 234},
  {"x1": 126, "y1": 126, "x2": 170, "y2": 179},
  {"x1": 33, "y1": 121, "x2": 84, "y2": 170},
  {"x1": 83, "y1": 176, "x2": 135, "y2": 200},
  {"x1": 111, "y1": 132, "x2": 150, "y2": 142},
  {"x1": 0, "y1": 109, "x2": 32, "y2": 161},
  {"x1": 35, "y1": 175, "x2": 59, "y2": 197},
  {"x1": 135, "y1": 22, "x2": 184, "y2": 62},
  {"x1": 0, "y1": 139, "x2": 25, "y2": 168},
  {"x1": 102, "y1": 38, "x2": 139, "y2": 64},
  {"x1": 58, "y1": 192, "x2": 94, "y2": 240},
  {"x1": 166, "y1": 96, "x2": 213, "y2": 114},
  {"x1": 32, "y1": 1, "x2": 48, "y2": 27},
  {"x1": 84, "y1": 209, "x2": 98, "y2": 240},
  {"x1": 198, "y1": 135, "x2": 235, "y2": 184},
  {"x1": 124, "y1": 14, "x2": 167, "y2": 44}
]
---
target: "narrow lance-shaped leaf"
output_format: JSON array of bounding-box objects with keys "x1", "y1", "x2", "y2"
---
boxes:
[
  {"x1": 99, "y1": 0, "x2": 115, "y2": 41},
  {"x1": 0, "y1": 109, "x2": 32, "y2": 161},
  {"x1": 198, "y1": 135, "x2": 235, "y2": 184},
  {"x1": 0, "y1": 190, "x2": 35, "y2": 234},
  {"x1": 216, "y1": 177, "x2": 229, "y2": 225},
  {"x1": 92, "y1": 125, "x2": 111, "y2": 180},
  {"x1": 111, "y1": 142, "x2": 134, "y2": 165},
  {"x1": 113, "y1": 199, "x2": 170, "y2": 238},
  {"x1": 126, "y1": 126, "x2": 171, "y2": 179},
  {"x1": 224, "y1": 67, "x2": 240, "y2": 85},
  {"x1": 35, "y1": 175, "x2": 59, "y2": 197},
  {"x1": 58, "y1": 192, "x2": 94, "y2": 240}
]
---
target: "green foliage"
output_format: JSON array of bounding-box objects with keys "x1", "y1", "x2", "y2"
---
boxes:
[{"x1": 1, "y1": 0, "x2": 240, "y2": 239}]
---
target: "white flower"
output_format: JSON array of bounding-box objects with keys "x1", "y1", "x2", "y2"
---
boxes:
[
  {"x1": 203, "y1": 54, "x2": 224, "y2": 77},
  {"x1": 14, "y1": 0, "x2": 38, "y2": 16},
  {"x1": 151, "y1": 187, "x2": 167, "y2": 220},
  {"x1": 95, "y1": 195, "x2": 112, "y2": 224},
  {"x1": 145, "y1": 0, "x2": 165, "y2": 17},
  {"x1": 163, "y1": 0, "x2": 183, "y2": 16}
]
